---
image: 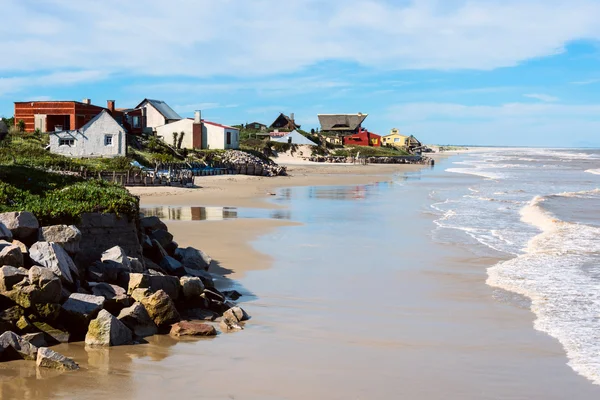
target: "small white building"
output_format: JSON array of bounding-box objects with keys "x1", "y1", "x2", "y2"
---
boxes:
[
  {"x1": 154, "y1": 111, "x2": 239, "y2": 150},
  {"x1": 134, "y1": 99, "x2": 182, "y2": 132},
  {"x1": 49, "y1": 110, "x2": 126, "y2": 158}
]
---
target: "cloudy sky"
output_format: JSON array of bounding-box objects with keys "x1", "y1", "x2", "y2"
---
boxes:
[{"x1": 1, "y1": 0, "x2": 600, "y2": 146}]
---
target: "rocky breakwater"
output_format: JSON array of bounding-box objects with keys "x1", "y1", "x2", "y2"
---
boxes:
[
  {"x1": 219, "y1": 150, "x2": 287, "y2": 176},
  {"x1": 0, "y1": 211, "x2": 249, "y2": 373}
]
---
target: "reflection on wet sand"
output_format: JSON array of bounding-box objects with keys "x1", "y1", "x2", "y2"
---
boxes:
[{"x1": 141, "y1": 206, "x2": 291, "y2": 221}]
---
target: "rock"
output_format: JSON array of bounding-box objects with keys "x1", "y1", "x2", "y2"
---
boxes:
[
  {"x1": 0, "y1": 306, "x2": 25, "y2": 332},
  {"x1": 32, "y1": 322, "x2": 70, "y2": 344},
  {"x1": 127, "y1": 273, "x2": 150, "y2": 294},
  {"x1": 60, "y1": 293, "x2": 105, "y2": 337},
  {"x1": 0, "y1": 243, "x2": 24, "y2": 268},
  {"x1": 223, "y1": 306, "x2": 249, "y2": 322},
  {"x1": 128, "y1": 257, "x2": 145, "y2": 273},
  {"x1": 130, "y1": 288, "x2": 151, "y2": 302},
  {"x1": 28, "y1": 266, "x2": 62, "y2": 304},
  {"x1": 85, "y1": 309, "x2": 133, "y2": 347},
  {"x1": 180, "y1": 276, "x2": 204, "y2": 300},
  {"x1": 0, "y1": 331, "x2": 38, "y2": 360},
  {"x1": 101, "y1": 246, "x2": 132, "y2": 272},
  {"x1": 140, "y1": 290, "x2": 180, "y2": 328},
  {"x1": 16, "y1": 315, "x2": 37, "y2": 334},
  {"x1": 222, "y1": 290, "x2": 242, "y2": 301},
  {"x1": 149, "y1": 229, "x2": 173, "y2": 249},
  {"x1": 220, "y1": 317, "x2": 243, "y2": 332},
  {"x1": 22, "y1": 332, "x2": 47, "y2": 348},
  {"x1": 29, "y1": 242, "x2": 77, "y2": 285},
  {"x1": 117, "y1": 303, "x2": 158, "y2": 338},
  {"x1": 170, "y1": 321, "x2": 217, "y2": 337},
  {"x1": 5, "y1": 284, "x2": 40, "y2": 309},
  {"x1": 183, "y1": 268, "x2": 215, "y2": 289},
  {"x1": 163, "y1": 241, "x2": 178, "y2": 257},
  {"x1": 159, "y1": 256, "x2": 184, "y2": 276},
  {"x1": 0, "y1": 212, "x2": 39, "y2": 242},
  {"x1": 90, "y1": 283, "x2": 131, "y2": 315},
  {"x1": 140, "y1": 216, "x2": 167, "y2": 234},
  {"x1": 0, "y1": 265, "x2": 28, "y2": 291},
  {"x1": 0, "y1": 222, "x2": 12, "y2": 242},
  {"x1": 175, "y1": 247, "x2": 212, "y2": 271},
  {"x1": 87, "y1": 260, "x2": 120, "y2": 283},
  {"x1": 11, "y1": 239, "x2": 28, "y2": 255},
  {"x1": 183, "y1": 308, "x2": 219, "y2": 321},
  {"x1": 33, "y1": 303, "x2": 62, "y2": 321},
  {"x1": 148, "y1": 275, "x2": 180, "y2": 300},
  {"x1": 145, "y1": 239, "x2": 169, "y2": 264},
  {"x1": 38, "y1": 225, "x2": 82, "y2": 254},
  {"x1": 202, "y1": 287, "x2": 226, "y2": 303},
  {"x1": 36, "y1": 347, "x2": 79, "y2": 370}
]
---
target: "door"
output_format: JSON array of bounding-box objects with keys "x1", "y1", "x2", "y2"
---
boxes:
[{"x1": 34, "y1": 114, "x2": 47, "y2": 132}]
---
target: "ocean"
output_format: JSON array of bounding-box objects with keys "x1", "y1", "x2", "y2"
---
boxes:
[{"x1": 431, "y1": 148, "x2": 600, "y2": 385}]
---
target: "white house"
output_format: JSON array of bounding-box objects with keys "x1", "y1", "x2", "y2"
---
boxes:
[
  {"x1": 134, "y1": 99, "x2": 182, "y2": 132},
  {"x1": 49, "y1": 110, "x2": 126, "y2": 158},
  {"x1": 154, "y1": 111, "x2": 239, "y2": 150}
]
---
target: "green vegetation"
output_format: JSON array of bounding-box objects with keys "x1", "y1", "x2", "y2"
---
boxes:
[
  {"x1": 332, "y1": 145, "x2": 410, "y2": 157},
  {"x1": 0, "y1": 166, "x2": 139, "y2": 225}
]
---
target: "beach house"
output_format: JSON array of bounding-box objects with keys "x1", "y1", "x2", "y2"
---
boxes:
[
  {"x1": 154, "y1": 111, "x2": 240, "y2": 150},
  {"x1": 270, "y1": 113, "x2": 300, "y2": 130},
  {"x1": 129, "y1": 99, "x2": 182, "y2": 134},
  {"x1": 48, "y1": 110, "x2": 126, "y2": 158},
  {"x1": 318, "y1": 113, "x2": 368, "y2": 135},
  {"x1": 342, "y1": 128, "x2": 381, "y2": 147},
  {"x1": 381, "y1": 128, "x2": 422, "y2": 150}
]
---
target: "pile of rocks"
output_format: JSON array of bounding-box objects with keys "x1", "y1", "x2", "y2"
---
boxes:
[
  {"x1": 220, "y1": 150, "x2": 287, "y2": 176},
  {"x1": 0, "y1": 211, "x2": 248, "y2": 372}
]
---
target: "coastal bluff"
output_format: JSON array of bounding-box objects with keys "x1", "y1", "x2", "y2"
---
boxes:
[{"x1": 0, "y1": 210, "x2": 247, "y2": 371}]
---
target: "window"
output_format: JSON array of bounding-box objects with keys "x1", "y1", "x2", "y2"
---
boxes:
[
  {"x1": 226, "y1": 131, "x2": 231, "y2": 145},
  {"x1": 394, "y1": 138, "x2": 399, "y2": 142},
  {"x1": 104, "y1": 135, "x2": 113, "y2": 146},
  {"x1": 132, "y1": 116, "x2": 140, "y2": 128},
  {"x1": 59, "y1": 138, "x2": 74, "y2": 146}
]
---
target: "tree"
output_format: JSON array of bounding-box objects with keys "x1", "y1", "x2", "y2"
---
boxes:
[
  {"x1": 177, "y1": 131, "x2": 185, "y2": 149},
  {"x1": 172, "y1": 132, "x2": 177, "y2": 147},
  {"x1": 17, "y1": 119, "x2": 25, "y2": 133}
]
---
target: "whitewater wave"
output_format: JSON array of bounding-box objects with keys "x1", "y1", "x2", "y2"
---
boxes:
[
  {"x1": 446, "y1": 167, "x2": 504, "y2": 180},
  {"x1": 586, "y1": 169, "x2": 600, "y2": 175},
  {"x1": 487, "y1": 195, "x2": 600, "y2": 385}
]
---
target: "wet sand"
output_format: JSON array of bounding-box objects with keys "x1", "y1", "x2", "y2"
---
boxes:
[{"x1": 3, "y1": 158, "x2": 599, "y2": 399}]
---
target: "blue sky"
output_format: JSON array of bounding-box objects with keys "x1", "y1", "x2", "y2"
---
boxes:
[{"x1": 1, "y1": 0, "x2": 600, "y2": 147}]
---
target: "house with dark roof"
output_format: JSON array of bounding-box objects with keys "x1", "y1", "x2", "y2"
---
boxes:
[
  {"x1": 127, "y1": 99, "x2": 182, "y2": 134},
  {"x1": 318, "y1": 113, "x2": 368, "y2": 135},
  {"x1": 270, "y1": 113, "x2": 300, "y2": 130}
]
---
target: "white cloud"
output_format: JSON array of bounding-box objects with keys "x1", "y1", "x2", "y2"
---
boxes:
[
  {"x1": 0, "y1": 70, "x2": 109, "y2": 97},
  {"x1": 524, "y1": 93, "x2": 559, "y2": 102},
  {"x1": 571, "y1": 78, "x2": 600, "y2": 85},
  {"x1": 0, "y1": 0, "x2": 599, "y2": 77}
]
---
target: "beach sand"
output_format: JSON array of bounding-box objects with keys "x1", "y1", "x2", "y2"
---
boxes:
[{"x1": 2, "y1": 156, "x2": 598, "y2": 399}]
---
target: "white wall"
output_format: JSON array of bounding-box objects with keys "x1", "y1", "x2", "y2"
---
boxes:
[
  {"x1": 204, "y1": 123, "x2": 239, "y2": 150},
  {"x1": 143, "y1": 103, "x2": 166, "y2": 129},
  {"x1": 155, "y1": 119, "x2": 193, "y2": 148},
  {"x1": 49, "y1": 111, "x2": 125, "y2": 158}
]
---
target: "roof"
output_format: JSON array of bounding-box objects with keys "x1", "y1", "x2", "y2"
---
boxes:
[
  {"x1": 14, "y1": 100, "x2": 106, "y2": 109},
  {"x1": 271, "y1": 130, "x2": 318, "y2": 146},
  {"x1": 318, "y1": 114, "x2": 368, "y2": 131},
  {"x1": 183, "y1": 118, "x2": 239, "y2": 130},
  {"x1": 53, "y1": 110, "x2": 123, "y2": 134},
  {"x1": 270, "y1": 113, "x2": 300, "y2": 129},
  {"x1": 347, "y1": 131, "x2": 381, "y2": 138},
  {"x1": 136, "y1": 99, "x2": 182, "y2": 120}
]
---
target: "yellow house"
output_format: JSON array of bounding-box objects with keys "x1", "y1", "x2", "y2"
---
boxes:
[{"x1": 381, "y1": 128, "x2": 421, "y2": 149}]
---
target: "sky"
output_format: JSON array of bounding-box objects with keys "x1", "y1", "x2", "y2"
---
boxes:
[{"x1": 1, "y1": 0, "x2": 600, "y2": 147}]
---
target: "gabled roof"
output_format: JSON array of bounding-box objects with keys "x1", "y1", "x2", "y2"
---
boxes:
[
  {"x1": 135, "y1": 99, "x2": 182, "y2": 120},
  {"x1": 318, "y1": 113, "x2": 368, "y2": 131},
  {"x1": 271, "y1": 130, "x2": 318, "y2": 146},
  {"x1": 270, "y1": 113, "x2": 300, "y2": 129},
  {"x1": 54, "y1": 110, "x2": 123, "y2": 134},
  {"x1": 181, "y1": 118, "x2": 239, "y2": 130}
]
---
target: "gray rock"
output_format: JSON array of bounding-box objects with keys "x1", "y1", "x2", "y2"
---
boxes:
[
  {"x1": 175, "y1": 247, "x2": 212, "y2": 271},
  {"x1": 117, "y1": 302, "x2": 158, "y2": 338},
  {"x1": 85, "y1": 309, "x2": 133, "y2": 347},
  {"x1": 170, "y1": 321, "x2": 217, "y2": 337},
  {"x1": 140, "y1": 216, "x2": 167, "y2": 234},
  {"x1": 27, "y1": 266, "x2": 62, "y2": 304},
  {"x1": 128, "y1": 273, "x2": 150, "y2": 294},
  {"x1": 183, "y1": 268, "x2": 215, "y2": 288},
  {"x1": 220, "y1": 317, "x2": 243, "y2": 332},
  {"x1": 145, "y1": 239, "x2": 169, "y2": 264},
  {"x1": 87, "y1": 260, "x2": 119, "y2": 283},
  {"x1": 21, "y1": 332, "x2": 47, "y2": 348},
  {"x1": 0, "y1": 222, "x2": 12, "y2": 242},
  {"x1": 148, "y1": 275, "x2": 180, "y2": 301},
  {"x1": 183, "y1": 308, "x2": 219, "y2": 321},
  {"x1": 0, "y1": 306, "x2": 25, "y2": 332},
  {"x1": 36, "y1": 347, "x2": 79, "y2": 370},
  {"x1": 101, "y1": 246, "x2": 132, "y2": 272},
  {"x1": 149, "y1": 229, "x2": 173, "y2": 249},
  {"x1": 0, "y1": 265, "x2": 28, "y2": 291},
  {"x1": 0, "y1": 331, "x2": 38, "y2": 360},
  {"x1": 0, "y1": 212, "x2": 39, "y2": 242},
  {"x1": 128, "y1": 257, "x2": 145, "y2": 273},
  {"x1": 159, "y1": 256, "x2": 184, "y2": 276},
  {"x1": 32, "y1": 322, "x2": 70, "y2": 344},
  {"x1": 180, "y1": 276, "x2": 204, "y2": 300},
  {"x1": 130, "y1": 288, "x2": 151, "y2": 302},
  {"x1": 90, "y1": 282, "x2": 127, "y2": 300},
  {"x1": 223, "y1": 306, "x2": 249, "y2": 322},
  {"x1": 140, "y1": 290, "x2": 181, "y2": 327},
  {"x1": 38, "y1": 225, "x2": 82, "y2": 254},
  {"x1": 61, "y1": 293, "x2": 105, "y2": 336},
  {"x1": 0, "y1": 243, "x2": 24, "y2": 268},
  {"x1": 29, "y1": 242, "x2": 77, "y2": 284}
]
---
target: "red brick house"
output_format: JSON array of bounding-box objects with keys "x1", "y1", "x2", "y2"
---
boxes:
[{"x1": 14, "y1": 99, "x2": 121, "y2": 133}]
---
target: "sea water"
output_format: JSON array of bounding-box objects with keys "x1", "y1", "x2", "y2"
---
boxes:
[{"x1": 431, "y1": 148, "x2": 600, "y2": 384}]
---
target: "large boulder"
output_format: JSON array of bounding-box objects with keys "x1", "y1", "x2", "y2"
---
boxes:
[
  {"x1": 90, "y1": 283, "x2": 131, "y2": 315},
  {"x1": 0, "y1": 265, "x2": 28, "y2": 292},
  {"x1": 180, "y1": 276, "x2": 204, "y2": 300},
  {"x1": 170, "y1": 321, "x2": 217, "y2": 337},
  {"x1": 38, "y1": 225, "x2": 82, "y2": 254},
  {"x1": 0, "y1": 331, "x2": 38, "y2": 361},
  {"x1": 101, "y1": 246, "x2": 132, "y2": 272},
  {"x1": 32, "y1": 321, "x2": 70, "y2": 344},
  {"x1": 220, "y1": 317, "x2": 243, "y2": 332},
  {"x1": 36, "y1": 347, "x2": 79, "y2": 370},
  {"x1": 117, "y1": 302, "x2": 158, "y2": 338},
  {"x1": 0, "y1": 222, "x2": 12, "y2": 242},
  {"x1": 0, "y1": 212, "x2": 39, "y2": 243},
  {"x1": 223, "y1": 306, "x2": 249, "y2": 322},
  {"x1": 175, "y1": 247, "x2": 212, "y2": 271},
  {"x1": 140, "y1": 216, "x2": 167, "y2": 234},
  {"x1": 29, "y1": 242, "x2": 78, "y2": 285},
  {"x1": 140, "y1": 290, "x2": 180, "y2": 328},
  {"x1": 128, "y1": 257, "x2": 145, "y2": 273},
  {"x1": 60, "y1": 293, "x2": 104, "y2": 337},
  {"x1": 148, "y1": 275, "x2": 180, "y2": 301},
  {"x1": 149, "y1": 229, "x2": 173, "y2": 249},
  {"x1": 28, "y1": 266, "x2": 62, "y2": 304},
  {"x1": 0, "y1": 242, "x2": 23, "y2": 268},
  {"x1": 0, "y1": 306, "x2": 25, "y2": 332},
  {"x1": 85, "y1": 309, "x2": 133, "y2": 347},
  {"x1": 159, "y1": 256, "x2": 184, "y2": 276},
  {"x1": 183, "y1": 268, "x2": 215, "y2": 289},
  {"x1": 128, "y1": 273, "x2": 150, "y2": 294},
  {"x1": 87, "y1": 260, "x2": 120, "y2": 283},
  {"x1": 22, "y1": 332, "x2": 47, "y2": 348},
  {"x1": 144, "y1": 239, "x2": 169, "y2": 264}
]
